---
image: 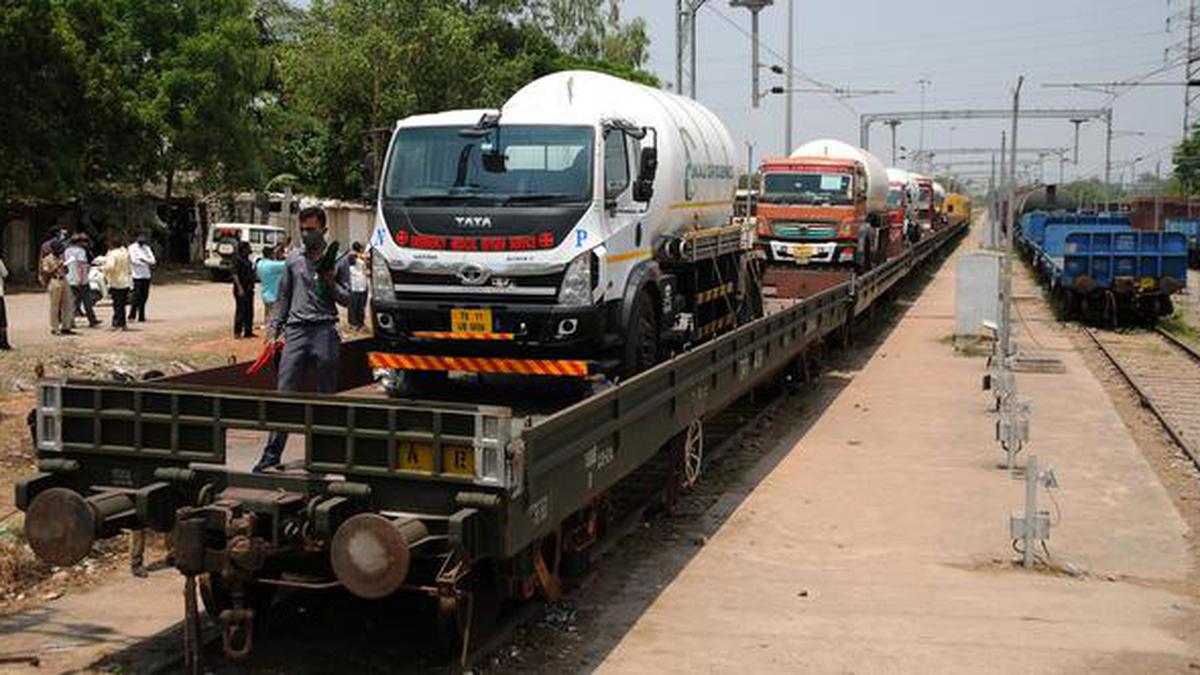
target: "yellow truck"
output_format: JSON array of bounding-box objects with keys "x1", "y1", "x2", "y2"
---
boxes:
[{"x1": 944, "y1": 193, "x2": 972, "y2": 228}]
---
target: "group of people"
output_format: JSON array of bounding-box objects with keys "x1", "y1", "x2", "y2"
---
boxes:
[
  {"x1": 37, "y1": 229, "x2": 156, "y2": 338},
  {"x1": 229, "y1": 232, "x2": 368, "y2": 340}
]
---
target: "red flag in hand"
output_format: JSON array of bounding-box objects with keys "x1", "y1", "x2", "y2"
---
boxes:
[{"x1": 246, "y1": 339, "x2": 283, "y2": 376}]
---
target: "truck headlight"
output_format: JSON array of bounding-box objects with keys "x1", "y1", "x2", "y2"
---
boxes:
[
  {"x1": 371, "y1": 251, "x2": 395, "y2": 302},
  {"x1": 557, "y1": 251, "x2": 595, "y2": 307}
]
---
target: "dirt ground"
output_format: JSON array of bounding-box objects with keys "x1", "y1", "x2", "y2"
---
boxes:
[{"x1": 0, "y1": 280, "x2": 285, "y2": 619}]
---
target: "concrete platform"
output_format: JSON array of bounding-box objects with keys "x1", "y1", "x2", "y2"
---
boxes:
[{"x1": 598, "y1": 232, "x2": 1199, "y2": 673}]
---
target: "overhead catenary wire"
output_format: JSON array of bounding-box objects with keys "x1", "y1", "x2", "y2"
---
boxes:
[{"x1": 701, "y1": 2, "x2": 860, "y2": 116}]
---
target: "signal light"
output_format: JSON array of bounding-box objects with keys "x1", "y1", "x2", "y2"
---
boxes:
[{"x1": 394, "y1": 229, "x2": 409, "y2": 246}]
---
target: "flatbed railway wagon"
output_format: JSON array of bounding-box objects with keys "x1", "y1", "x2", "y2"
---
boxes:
[{"x1": 15, "y1": 221, "x2": 965, "y2": 666}]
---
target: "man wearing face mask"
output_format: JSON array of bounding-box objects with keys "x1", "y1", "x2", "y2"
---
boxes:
[{"x1": 253, "y1": 206, "x2": 351, "y2": 472}]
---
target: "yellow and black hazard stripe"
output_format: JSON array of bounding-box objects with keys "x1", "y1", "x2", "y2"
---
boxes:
[
  {"x1": 409, "y1": 331, "x2": 515, "y2": 341},
  {"x1": 367, "y1": 352, "x2": 590, "y2": 377},
  {"x1": 694, "y1": 281, "x2": 735, "y2": 305},
  {"x1": 695, "y1": 314, "x2": 737, "y2": 340}
]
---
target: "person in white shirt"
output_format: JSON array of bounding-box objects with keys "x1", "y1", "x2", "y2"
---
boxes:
[
  {"x1": 346, "y1": 242, "x2": 369, "y2": 331},
  {"x1": 128, "y1": 233, "x2": 156, "y2": 322},
  {"x1": 64, "y1": 234, "x2": 100, "y2": 328},
  {"x1": 0, "y1": 250, "x2": 11, "y2": 350}
]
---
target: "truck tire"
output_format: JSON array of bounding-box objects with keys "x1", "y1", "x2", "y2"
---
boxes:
[{"x1": 621, "y1": 290, "x2": 660, "y2": 378}]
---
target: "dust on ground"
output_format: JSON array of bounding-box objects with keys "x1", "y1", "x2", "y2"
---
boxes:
[{"x1": 0, "y1": 332, "x2": 257, "y2": 615}]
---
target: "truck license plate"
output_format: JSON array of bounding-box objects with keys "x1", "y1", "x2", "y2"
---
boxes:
[
  {"x1": 398, "y1": 442, "x2": 475, "y2": 477},
  {"x1": 791, "y1": 244, "x2": 815, "y2": 261},
  {"x1": 451, "y1": 308, "x2": 492, "y2": 333}
]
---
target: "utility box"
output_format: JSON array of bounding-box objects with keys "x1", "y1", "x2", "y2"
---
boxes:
[{"x1": 955, "y1": 250, "x2": 1002, "y2": 337}]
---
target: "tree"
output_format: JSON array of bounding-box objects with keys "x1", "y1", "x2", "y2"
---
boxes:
[
  {"x1": 0, "y1": 0, "x2": 271, "y2": 202},
  {"x1": 524, "y1": 0, "x2": 649, "y2": 68},
  {"x1": 1173, "y1": 130, "x2": 1200, "y2": 195}
]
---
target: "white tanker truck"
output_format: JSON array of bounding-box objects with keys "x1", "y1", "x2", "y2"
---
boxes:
[{"x1": 367, "y1": 71, "x2": 754, "y2": 385}]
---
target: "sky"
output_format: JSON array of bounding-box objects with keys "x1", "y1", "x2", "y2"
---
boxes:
[{"x1": 624, "y1": 0, "x2": 1185, "y2": 189}]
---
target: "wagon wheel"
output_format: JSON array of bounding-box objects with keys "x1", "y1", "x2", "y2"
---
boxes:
[{"x1": 682, "y1": 419, "x2": 704, "y2": 488}]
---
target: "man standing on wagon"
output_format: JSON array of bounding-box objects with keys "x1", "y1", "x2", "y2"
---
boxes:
[{"x1": 253, "y1": 206, "x2": 350, "y2": 472}]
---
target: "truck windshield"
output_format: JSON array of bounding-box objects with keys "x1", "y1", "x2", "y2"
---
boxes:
[
  {"x1": 886, "y1": 187, "x2": 903, "y2": 207},
  {"x1": 383, "y1": 125, "x2": 593, "y2": 205},
  {"x1": 761, "y1": 172, "x2": 853, "y2": 206}
]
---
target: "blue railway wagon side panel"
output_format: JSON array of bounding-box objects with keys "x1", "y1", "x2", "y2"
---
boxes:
[
  {"x1": 1062, "y1": 231, "x2": 1189, "y2": 290},
  {"x1": 1021, "y1": 211, "x2": 1132, "y2": 249}
]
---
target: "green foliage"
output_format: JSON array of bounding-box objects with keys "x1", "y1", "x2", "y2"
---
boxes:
[
  {"x1": 1, "y1": 0, "x2": 659, "y2": 202},
  {"x1": 272, "y1": 0, "x2": 657, "y2": 198},
  {"x1": 0, "y1": 0, "x2": 269, "y2": 201},
  {"x1": 523, "y1": 0, "x2": 650, "y2": 68},
  {"x1": 1173, "y1": 129, "x2": 1200, "y2": 194},
  {"x1": 1055, "y1": 177, "x2": 1119, "y2": 206}
]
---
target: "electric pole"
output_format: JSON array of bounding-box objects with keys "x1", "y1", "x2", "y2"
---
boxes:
[
  {"x1": 1186, "y1": 0, "x2": 1198, "y2": 138},
  {"x1": 675, "y1": 1, "x2": 709, "y2": 98},
  {"x1": 1069, "y1": 118, "x2": 1085, "y2": 164},
  {"x1": 917, "y1": 77, "x2": 931, "y2": 172},
  {"x1": 785, "y1": 0, "x2": 794, "y2": 153},
  {"x1": 885, "y1": 120, "x2": 901, "y2": 165},
  {"x1": 730, "y1": 1, "x2": 775, "y2": 108}
]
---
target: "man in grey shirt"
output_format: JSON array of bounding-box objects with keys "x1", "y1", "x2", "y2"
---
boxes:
[{"x1": 253, "y1": 206, "x2": 351, "y2": 472}]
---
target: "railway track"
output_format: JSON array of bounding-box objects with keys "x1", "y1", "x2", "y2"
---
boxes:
[{"x1": 1086, "y1": 327, "x2": 1200, "y2": 468}]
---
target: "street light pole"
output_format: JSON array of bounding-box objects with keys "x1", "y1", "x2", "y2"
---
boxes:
[
  {"x1": 1001, "y1": 75, "x2": 1024, "y2": 364},
  {"x1": 731, "y1": 1, "x2": 774, "y2": 108},
  {"x1": 784, "y1": 0, "x2": 794, "y2": 153}
]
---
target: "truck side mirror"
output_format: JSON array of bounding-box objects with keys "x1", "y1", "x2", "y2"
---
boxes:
[{"x1": 633, "y1": 147, "x2": 657, "y2": 203}]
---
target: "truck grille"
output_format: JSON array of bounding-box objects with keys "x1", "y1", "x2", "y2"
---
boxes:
[
  {"x1": 390, "y1": 269, "x2": 563, "y2": 303},
  {"x1": 772, "y1": 224, "x2": 839, "y2": 240}
]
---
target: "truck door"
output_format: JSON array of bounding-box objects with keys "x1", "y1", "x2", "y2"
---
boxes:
[{"x1": 601, "y1": 127, "x2": 647, "y2": 297}]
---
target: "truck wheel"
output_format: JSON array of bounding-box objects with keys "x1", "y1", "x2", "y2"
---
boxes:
[{"x1": 621, "y1": 291, "x2": 660, "y2": 377}]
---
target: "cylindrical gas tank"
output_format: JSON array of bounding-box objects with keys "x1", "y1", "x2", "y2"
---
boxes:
[
  {"x1": 790, "y1": 139, "x2": 889, "y2": 215},
  {"x1": 504, "y1": 70, "x2": 738, "y2": 234}
]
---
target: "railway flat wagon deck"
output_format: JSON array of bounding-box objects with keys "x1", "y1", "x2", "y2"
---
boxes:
[{"x1": 16, "y1": 221, "x2": 966, "y2": 664}]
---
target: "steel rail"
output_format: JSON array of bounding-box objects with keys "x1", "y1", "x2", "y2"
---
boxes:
[
  {"x1": 1156, "y1": 326, "x2": 1200, "y2": 364},
  {"x1": 1085, "y1": 327, "x2": 1200, "y2": 471}
]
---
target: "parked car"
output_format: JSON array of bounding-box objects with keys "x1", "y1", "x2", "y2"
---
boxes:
[{"x1": 203, "y1": 223, "x2": 287, "y2": 280}]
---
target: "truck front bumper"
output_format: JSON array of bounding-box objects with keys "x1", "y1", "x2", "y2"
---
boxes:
[
  {"x1": 370, "y1": 298, "x2": 614, "y2": 356},
  {"x1": 765, "y1": 239, "x2": 857, "y2": 265}
]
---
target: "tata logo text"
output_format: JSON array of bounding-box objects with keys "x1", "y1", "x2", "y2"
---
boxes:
[{"x1": 454, "y1": 216, "x2": 493, "y2": 229}]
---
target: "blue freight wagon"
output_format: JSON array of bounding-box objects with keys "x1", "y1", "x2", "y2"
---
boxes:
[
  {"x1": 1019, "y1": 211, "x2": 1187, "y2": 324},
  {"x1": 1164, "y1": 218, "x2": 1199, "y2": 267}
]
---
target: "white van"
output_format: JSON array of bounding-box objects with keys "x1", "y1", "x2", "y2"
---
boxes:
[{"x1": 203, "y1": 223, "x2": 287, "y2": 279}]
